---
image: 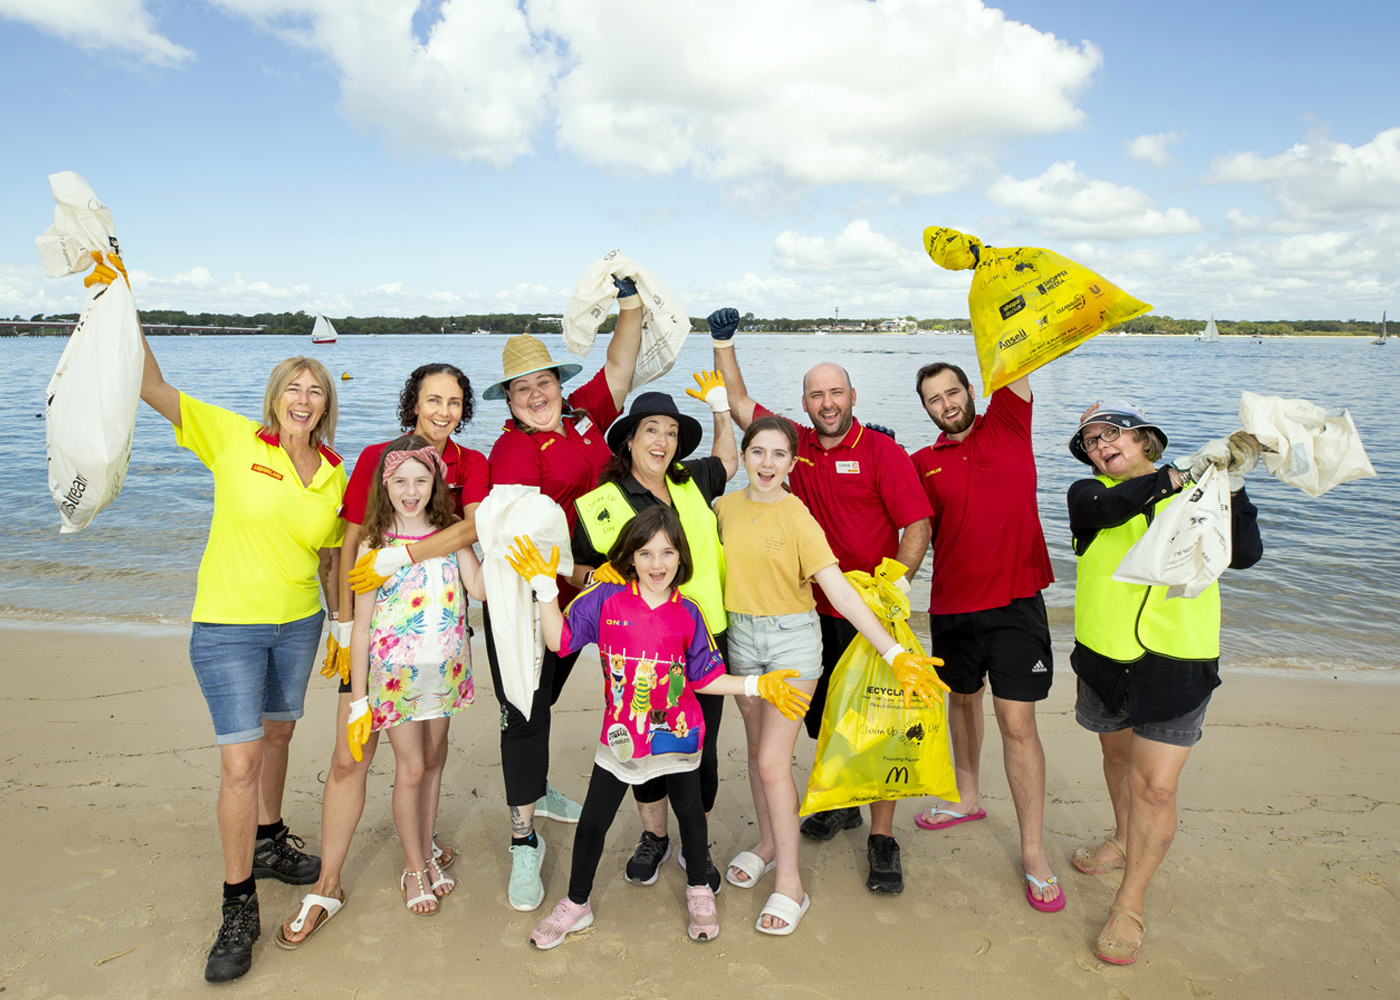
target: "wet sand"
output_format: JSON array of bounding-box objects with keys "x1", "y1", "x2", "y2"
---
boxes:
[{"x1": 2, "y1": 626, "x2": 1398, "y2": 999}]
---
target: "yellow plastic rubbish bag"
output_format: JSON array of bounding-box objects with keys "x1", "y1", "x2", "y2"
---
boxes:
[
  {"x1": 800, "y1": 559, "x2": 958, "y2": 815},
  {"x1": 924, "y1": 226, "x2": 1152, "y2": 396}
]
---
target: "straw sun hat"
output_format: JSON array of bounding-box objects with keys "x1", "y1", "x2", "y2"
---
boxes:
[{"x1": 482, "y1": 334, "x2": 584, "y2": 401}]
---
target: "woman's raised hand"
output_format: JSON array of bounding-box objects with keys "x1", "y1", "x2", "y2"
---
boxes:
[
  {"x1": 506, "y1": 535, "x2": 560, "y2": 601},
  {"x1": 349, "y1": 546, "x2": 413, "y2": 593},
  {"x1": 83, "y1": 250, "x2": 129, "y2": 289},
  {"x1": 686, "y1": 370, "x2": 730, "y2": 414},
  {"x1": 755, "y1": 669, "x2": 812, "y2": 721}
]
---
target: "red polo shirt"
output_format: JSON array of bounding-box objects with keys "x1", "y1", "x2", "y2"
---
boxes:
[
  {"x1": 341, "y1": 437, "x2": 489, "y2": 524},
  {"x1": 912, "y1": 388, "x2": 1053, "y2": 615},
  {"x1": 753, "y1": 404, "x2": 932, "y2": 618}
]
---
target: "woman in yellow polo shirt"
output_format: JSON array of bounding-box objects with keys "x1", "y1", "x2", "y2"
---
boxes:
[{"x1": 137, "y1": 330, "x2": 348, "y2": 984}]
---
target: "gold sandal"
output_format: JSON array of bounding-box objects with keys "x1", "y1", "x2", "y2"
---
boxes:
[
  {"x1": 1072, "y1": 833, "x2": 1127, "y2": 875},
  {"x1": 1094, "y1": 904, "x2": 1144, "y2": 965}
]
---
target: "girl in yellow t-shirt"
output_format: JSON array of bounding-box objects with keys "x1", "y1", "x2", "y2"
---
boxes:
[{"x1": 712, "y1": 416, "x2": 947, "y2": 936}]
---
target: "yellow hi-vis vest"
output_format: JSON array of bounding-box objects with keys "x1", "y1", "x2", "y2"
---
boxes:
[
  {"x1": 575, "y1": 478, "x2": 728, "y2": 634},
  {"x1": 1074, "y1": 476, "x2": 1220, "y2": 662}
]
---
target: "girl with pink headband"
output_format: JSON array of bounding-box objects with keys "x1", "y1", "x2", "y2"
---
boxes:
[{"x1": 345, "y1": 434, "x2": 485, "y2": 915}]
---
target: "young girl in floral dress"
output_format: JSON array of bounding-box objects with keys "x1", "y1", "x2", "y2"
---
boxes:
[
  {"x1": 346, "y1": 435, "x2": 485, "y2": 915},
  {"x1": 507, "y1": 505, "x2": 812, "y2": 947}
]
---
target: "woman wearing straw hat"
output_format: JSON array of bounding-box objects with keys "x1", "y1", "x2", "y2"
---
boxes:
[
  {"x1": 572, "y1": 381, "x2": 738, "y2": 892},
  {"x1": 1065, "y1": 401, "x2": 1262, "y2": 966},
  {"x1": 353, "y1": 278, "x2": 646, "y2": 909}
]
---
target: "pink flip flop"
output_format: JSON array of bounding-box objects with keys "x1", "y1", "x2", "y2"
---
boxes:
[
  {"x1": 1025, "y1": 873, "x2": 1066, "y2": 913},
  {"x1": 914, "y1": 806, "x2": 987, "y2": 831}
]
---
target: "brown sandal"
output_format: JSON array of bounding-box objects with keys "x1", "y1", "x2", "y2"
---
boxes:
[
  {"x1": 1094, "y1": 904, "x2": 1144, "y2": 965},
  {"x1": 1072, "y1": 833, "x2": 1127, "y2": 875}
]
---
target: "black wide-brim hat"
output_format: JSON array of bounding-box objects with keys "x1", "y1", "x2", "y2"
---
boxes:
[
  {"x1": 606, "y1": 391, "x2": 703, "y2": 462},
  {"x1": 1069, "y1": 402, "x2": 1169, "y2": 465}
]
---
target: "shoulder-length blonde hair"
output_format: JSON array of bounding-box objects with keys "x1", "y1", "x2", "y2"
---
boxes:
[{"x1": 260, "y1": 356, "x2": 338, "y2": 448}]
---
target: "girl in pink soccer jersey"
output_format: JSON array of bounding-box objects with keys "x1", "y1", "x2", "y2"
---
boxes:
[
  {"x1": 345, "y1": 435, "x2": 484, "y2": 915},
  {"x1": 506, "y1": 505, "x2": 810, "y2": 948}
]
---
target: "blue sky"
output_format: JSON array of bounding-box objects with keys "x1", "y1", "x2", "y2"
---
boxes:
[{"x1": 2, "y1": 0, "x2": 1396, "y2": 322}]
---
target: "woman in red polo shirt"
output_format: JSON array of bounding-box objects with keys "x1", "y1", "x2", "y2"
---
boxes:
[
  {"x1": 277, "y1": 362, "x2": 488, "y2": 949},
  {"x1": 348, "y1": 278, "x2": 644, "y2": 911}
]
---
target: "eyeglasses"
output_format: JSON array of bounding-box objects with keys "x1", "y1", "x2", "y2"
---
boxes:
[{"x1": 1081, "y1": 424, "x2": 1121, "y2": 452}]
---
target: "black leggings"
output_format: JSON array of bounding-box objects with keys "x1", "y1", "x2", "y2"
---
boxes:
[
  {"x1": 632, "y1": 630, "x2": 727, "y2": 813},
  {"x1": 568, "y1": 763, "x2": 709, "y2": 904},
  {"x1": 482, "y1": 604, "x2": 581, "y2": 807}
]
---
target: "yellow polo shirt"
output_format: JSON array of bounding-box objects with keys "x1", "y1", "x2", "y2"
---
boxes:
[{"x1": 176, "y1": 393, "x2": 347, "y2": 624}]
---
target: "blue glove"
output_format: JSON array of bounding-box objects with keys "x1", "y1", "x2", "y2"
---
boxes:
[
  {"x1": 707, "y1": 307, "x2": 740, "y2": 342},
  {"x1": 866, "y1": 422, "x2": 897, "y2": 441},
  {"x1": 612, "y1": 275, "x2": 638, "y2": 299}
]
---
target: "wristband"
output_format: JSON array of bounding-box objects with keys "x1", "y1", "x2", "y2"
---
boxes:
[
  {"x1": 743, "y1": 675, "x2": 760, "y2": 697},
  {"x1": 881, "y1": 644, "x2": 903, "y2": 666}
]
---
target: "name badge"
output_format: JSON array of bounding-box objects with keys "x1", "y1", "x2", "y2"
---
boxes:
[
  {"x1": 835, "y1": 460, "x2": 860, "y2": 475},
  {"x1": 575, "y1": 416, "x2": 594, "y2": 437}
]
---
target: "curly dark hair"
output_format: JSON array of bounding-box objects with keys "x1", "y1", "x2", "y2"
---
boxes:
[
  {"x1": 362, "y1": 434, "x2": 460, "y2": 548},
  {"x1": 397, "y1": 363, "x2": 474, "y2": 434}
]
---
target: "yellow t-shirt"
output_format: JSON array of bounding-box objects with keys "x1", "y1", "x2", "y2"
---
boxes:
[
  {"x1": 714, "y1": 491, "x2": 838, "y2": 616},
  {"x1": 176, "y1": 393, "x2": 347, "y2": 624}
]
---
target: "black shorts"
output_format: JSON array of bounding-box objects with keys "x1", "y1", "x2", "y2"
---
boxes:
[{"x1": 928, "y1": 593, "x2": 1052, "y2": 702}]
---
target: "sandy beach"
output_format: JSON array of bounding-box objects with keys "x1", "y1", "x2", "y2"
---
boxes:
[{"x1": 3, "y1": 624, "x2": 1398, "y2": 999}]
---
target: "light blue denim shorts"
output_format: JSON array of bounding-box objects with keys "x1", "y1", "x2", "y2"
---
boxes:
[
  {"x1": 188, "y1": 610, "x2": 324, "y2": 745},
  {"x1": 725, "y1": 611, "x2": 824, "y2": 681}
]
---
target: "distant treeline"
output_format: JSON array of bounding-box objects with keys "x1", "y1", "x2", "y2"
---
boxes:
[{"x1": 3, "y1": 309, "x2": 1389, "y2": 338}]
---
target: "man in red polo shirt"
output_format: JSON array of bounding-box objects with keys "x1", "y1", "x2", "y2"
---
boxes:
[
  {"x1": 909, "y1": 362, "x2": 1062, "y2": 912},
  {"x1": 708, "y1": 308, "x2": 932, "y2": 895}
]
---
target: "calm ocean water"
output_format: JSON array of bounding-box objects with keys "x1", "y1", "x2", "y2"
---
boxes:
[{"x1": 1, "y1": 332, "x2": 1394, "y2": 672}]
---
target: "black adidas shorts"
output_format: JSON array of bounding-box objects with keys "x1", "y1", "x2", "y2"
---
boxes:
[{"x1": 928, "y1": 593, "x2": 1052, "y2": 702}]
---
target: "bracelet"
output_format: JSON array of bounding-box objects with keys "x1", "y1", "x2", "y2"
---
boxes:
[{"x1": 327, "y1": 611, "x2": 339, "y2": 621}]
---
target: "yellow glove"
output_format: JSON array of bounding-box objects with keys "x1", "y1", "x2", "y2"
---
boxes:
[
  {"x1": 83, "y1": 250, "x2": 130, "y2": 289},
  {"x1": 346, "y1": 698, "x2": 372, "y2": 762},
  {"x1": 349, "y1": 545, "x2": 413, "y2": 593},
  {"x1": 751, "y1": 669, "x2": 812, "y2": 721},
  {"x1": 506, "y1": 535, "x2": 560, "y2": 601},
  {"x1": 685, "y1": 370, "x2": 730, "y2": 413},
  {"x1": 592, "y1": 561, "x2": 626, "y2": 585},
  {"x1": 321, "y1": 621, "x2": 353, "y2": 682},
  {"x1": 886, "y1": 558, "x2": 912, "y2": 595},
  {"x1": 883, "y1": 646, "x2": 949, "y2": 710}
]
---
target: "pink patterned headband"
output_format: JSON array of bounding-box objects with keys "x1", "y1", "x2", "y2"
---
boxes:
[{"x1": 381, "y1": 446, "x2": 449, "y2": 484}]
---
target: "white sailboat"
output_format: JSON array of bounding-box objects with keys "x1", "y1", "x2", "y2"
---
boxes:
[
  {"x1": 1372, "y1": 311, "x2": 1387, "y2": 346},
  {"x1": 311, "y1": 314, "x2": 337, "y2": 344},
  {"x1": 1198, "y1": 315, "x2": 1220, "y2": 343}
]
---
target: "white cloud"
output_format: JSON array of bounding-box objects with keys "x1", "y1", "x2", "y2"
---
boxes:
[
  {"x1": 1126, "y1": 131, "x2": 1183, "y2": 167},
  {"x1": 987, "y1": 161, "x2": 1203, "y2": 239},
  {"x1": 773, "y1": 220, "x2": 911, "y2": 273},
  {"x1": 536, "y1": 0, "x2": 1098, "y2": 193},
  {"x1": 0, "y1": 0, "x2": 193, "y2": 66},
  {"x1": 215, "y1": 0, "x2": 557, "y2": 168},
  {"x1": 1207, "y1": 127, "x2": 1400, "y2": 228}
]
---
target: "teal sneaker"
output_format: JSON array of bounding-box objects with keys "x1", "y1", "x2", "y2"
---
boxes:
[
  {"x1": 535, "y1": 783, "x2": 582, "y2": 824},
  {"x1": 508, "y1": 835, "x2": 546, "y2": 911}
]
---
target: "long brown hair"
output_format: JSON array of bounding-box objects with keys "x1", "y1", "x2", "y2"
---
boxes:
[{"x1": 362, "y1": 434, "x2": 459, "y2": 548}]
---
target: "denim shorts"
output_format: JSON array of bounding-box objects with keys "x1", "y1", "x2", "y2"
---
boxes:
[
  {"x1": 726, "y1": 611, "x2": 823, "y2": 681},
  {"x1": 189, "y1": 611, "x2": 325, "y2": 745},
  {"x1": 1074, "y1": 677, "x2": 1211, "y2": 748}
]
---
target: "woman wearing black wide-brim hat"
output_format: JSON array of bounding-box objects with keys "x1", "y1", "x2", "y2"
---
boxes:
[{"x1": 573, "y1": 378, "x2": 738, "y2": 893}]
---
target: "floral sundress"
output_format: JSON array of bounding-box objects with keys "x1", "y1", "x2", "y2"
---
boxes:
[{"x1": 368, "y1": 531, "x2": 474, "y2": 730}]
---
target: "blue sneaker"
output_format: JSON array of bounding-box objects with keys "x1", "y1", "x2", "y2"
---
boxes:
[
  {"x1": 508, "y1": 835, "x2": 546, "y2": 912},
  {"x1": 535, "y1": 783, "x2": 582, "y2": 824}
]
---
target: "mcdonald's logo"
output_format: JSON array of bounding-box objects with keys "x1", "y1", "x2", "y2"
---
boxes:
[{"x1": 885, "y1": 766, "x2": 909, "y2": 784}]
